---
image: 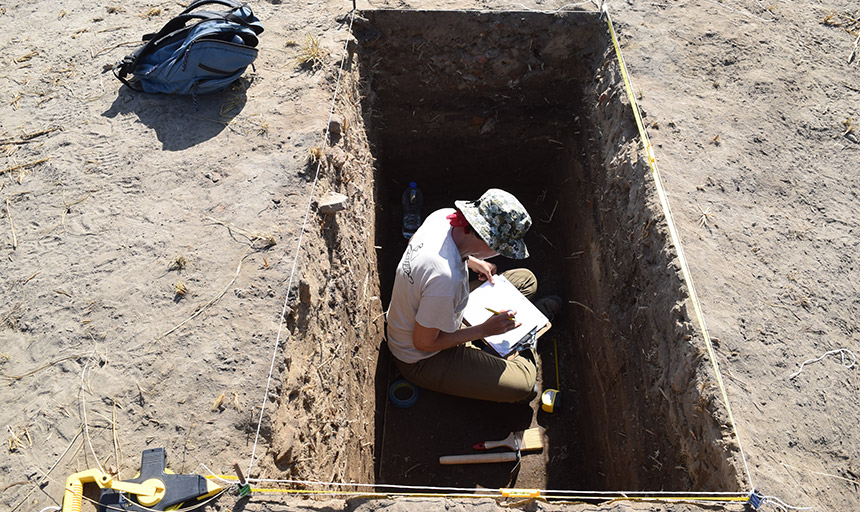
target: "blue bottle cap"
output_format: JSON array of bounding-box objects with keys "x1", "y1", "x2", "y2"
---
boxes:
[{"x1": 409, "y1": 181, "x2": 417, "y2": 189}]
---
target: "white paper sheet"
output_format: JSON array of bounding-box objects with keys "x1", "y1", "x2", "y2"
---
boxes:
[{"x1": 462, "y1": 274, "x2": 550, "y2": 357}]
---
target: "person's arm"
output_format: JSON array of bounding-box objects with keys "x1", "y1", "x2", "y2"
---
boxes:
[
  {"x1": 467, "y1": 256, "x2": 497, "y2": 284},
  {"x1": 412, "y1": 310, "x2": 519, "y2": 352}
]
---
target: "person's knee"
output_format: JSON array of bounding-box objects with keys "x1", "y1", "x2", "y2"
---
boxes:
[
  {"x1": 499, "y1": 357, "x2": 537, "y2": 403},
  {"x1": 502, "y1": 268, "x2": 537, "y2": 299}
]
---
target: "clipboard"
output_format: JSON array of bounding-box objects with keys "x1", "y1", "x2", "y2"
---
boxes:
[{"x1": 462, "y1": 275, "x2": 551, "y2": 358}]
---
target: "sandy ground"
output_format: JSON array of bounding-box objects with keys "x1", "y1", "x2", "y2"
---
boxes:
[{"x1": 1, "y1": 0, "x2": 858, "y2": 511}]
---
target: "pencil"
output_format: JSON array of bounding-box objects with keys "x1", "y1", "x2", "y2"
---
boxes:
[{"x1": 486, "y1": 307, "x2": 516, "y2": 320}]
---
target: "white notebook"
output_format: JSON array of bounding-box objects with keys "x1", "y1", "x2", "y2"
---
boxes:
[{"x1": 462, "y1": 274, "x2": 550, "y2": 358}]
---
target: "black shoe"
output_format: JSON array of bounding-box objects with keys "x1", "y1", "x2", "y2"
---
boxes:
[{"x1": 535, "y1": 295, "x2": 563, "y2": 322}]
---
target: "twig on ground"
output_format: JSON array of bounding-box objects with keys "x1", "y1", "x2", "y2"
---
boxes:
[
  {"x1": 1, "y1": 157, "x2": 50, "y2": 176},
  {"x1": 0, "y1": 127, "x2": 62, "y2": 145},
  {"x1": 849, "y1": 32, "x2": 860, "y2": 64},
  {"x1": 205, "y1": 216, "x2": 277, "y2": 248},
  {"x1": 780, "y1": 461, "x2": 860, "y2": 486},
  {"x1": 1, "y1": 355, "x2": 79, "y2": 382},
  {"x1": 112, "y1": 399, "x2": 121, "y2": 478},
  {"x1": 63, "y1": 192, "x2": 92, "y2": 210},
  {"x1": 5, "y1": 198, "x2": 17, "y2": 249},
  {"x1": 8, "y1": 425, "x2": 27, "y2": 451},
  {"x1": 788, "y1": 348, "x2": 856, "y2": 380},
  {"x1": 761, "y1": 299, "x2": 802, "y2": 321},
  {"x1": 90, "y1": 41, "x2": 139, "y2": 59},
  {"x1": 539, "y1": 233, "x2": 556, "y2": 248}
]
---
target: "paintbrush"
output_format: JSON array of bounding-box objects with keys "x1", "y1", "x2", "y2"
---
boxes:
[{"x1": 472, "y1": 427, "x2": 543, "y2": 452}]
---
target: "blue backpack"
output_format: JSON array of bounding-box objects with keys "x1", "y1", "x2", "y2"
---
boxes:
[{"x1": 114, "y1": 0, "x2": 263, "y2": 95}]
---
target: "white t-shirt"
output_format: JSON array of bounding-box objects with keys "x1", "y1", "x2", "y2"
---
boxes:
[{"x1": 387, "y1": 208, "x2": 469, "y2": 364}]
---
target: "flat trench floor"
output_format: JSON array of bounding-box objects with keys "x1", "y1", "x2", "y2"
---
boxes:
[{"x1": 375, "y1": 186, "x2": 586, "y2": 492}]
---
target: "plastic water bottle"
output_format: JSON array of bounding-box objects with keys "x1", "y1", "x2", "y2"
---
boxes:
[{"x1": 401, "y1": 181, "x2": 423, "y2": 239}]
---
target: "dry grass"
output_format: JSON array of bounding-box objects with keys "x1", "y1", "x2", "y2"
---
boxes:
[
  {"x1": 174, "y1": 280, "x2": 189, "y2": 298},
  {"x1": 205, "y1": 216, "x2": 278, "y2": 248},
  {"x1": 160, "y1": 247, "x2": 254, "y2": 339},
  {"x1": 211, "y1": 393, "x2": 224, "y2": 412},
  {"x1": 7, "y1": 425, "x2": 31, "y2": 452},
  {"x1": 697, "y1": 205, "x2": 713, "y2": 228},
  {"x1": 308, "y1": 146, "x2": 324, "y2": 163},
  {"x1": 168, "y1": 255, "x2": 187, "y2": 271},
  {"x1": 295, "y1": 35, "x2": 328, "y2": 70},
  {"x1": 14, "y1": 51, "x2": 37, "y2": 64}
]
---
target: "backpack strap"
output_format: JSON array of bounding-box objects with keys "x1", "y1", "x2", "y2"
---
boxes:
[
  {"x1": 180, "y1": 0, "x2": 245, "y2": 15},
  {"x1": 181, "y1": 0, "x2": 263, "y2": 35},
  {"x1": 112, "y1": 57, "x2": 145, "y2": 91}
]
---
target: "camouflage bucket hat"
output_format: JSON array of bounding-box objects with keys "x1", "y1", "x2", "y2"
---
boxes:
[{"x1": 455, "y1": 189, "x2": 531, "y2": 259}]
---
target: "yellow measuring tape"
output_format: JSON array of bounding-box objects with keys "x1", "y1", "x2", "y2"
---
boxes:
[{"x1": 604, "y1": 11, "x2": 752, "y2": 488}]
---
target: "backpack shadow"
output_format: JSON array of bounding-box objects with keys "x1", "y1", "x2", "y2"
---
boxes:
[{"x1": 101, "y1": 77, "x2": 252, "y2": 151}]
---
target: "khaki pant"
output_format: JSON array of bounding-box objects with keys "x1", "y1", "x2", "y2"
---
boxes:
[{"x1": 394, "y1": 268, "x2": 538, "y2": 403}]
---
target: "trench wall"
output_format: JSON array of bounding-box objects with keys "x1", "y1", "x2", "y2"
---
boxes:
[
  {"x1": 569, "y1": 51, "x2": 741, "y2": 489},
  {"x1": 263, "y1": 57, "x2": 385, "y2": 484}
]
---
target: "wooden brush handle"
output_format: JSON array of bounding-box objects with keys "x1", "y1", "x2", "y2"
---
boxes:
[{"x1": 439, "y1": 452, "x2": 518, "y2": 465}]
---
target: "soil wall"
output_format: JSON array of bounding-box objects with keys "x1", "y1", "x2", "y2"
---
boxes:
[
  {"x1": 263, "y1": 56, "x2": 386, "y2": 485},
  {"x1": 567, "y1": 50, "x2": 742, "y2": 489}
]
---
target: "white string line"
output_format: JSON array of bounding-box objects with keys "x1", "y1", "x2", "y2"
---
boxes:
[
  {"x1": 788, "y1": 348, "x2": 857, "y2": 380},
  {"x1": 757, "y1": 494, "x2": 814, "y2": 512},
  {"x1": 505, "y1": 1, "x2": 597, "y2": 13},
  {"x1": 246, "y1": 7, "x2": 358, "y2": 478},
  {"x1": 253, "y1": 492, "x2": 745, "y2": 504},
  {"x1": 244, "y1": 476, "x2": 749, "y2": 495}
]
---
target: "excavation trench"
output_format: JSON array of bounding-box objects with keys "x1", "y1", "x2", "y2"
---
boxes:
[{"x1": 274, "y1": 8, "x2": 742, "y2": 497}]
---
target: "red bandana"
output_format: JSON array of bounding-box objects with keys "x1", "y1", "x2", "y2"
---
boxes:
[{"x1": 446, "y1": 210, "x2": 471, "y2": 234}]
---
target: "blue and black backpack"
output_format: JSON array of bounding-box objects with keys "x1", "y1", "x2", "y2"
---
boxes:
[{"x1": 113, "y1": 0, "x2": 263, "y2": 95}]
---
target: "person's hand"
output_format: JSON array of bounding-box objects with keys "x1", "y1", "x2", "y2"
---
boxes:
[
  {"x1": 467, "y1": 256, "x2": 497, "y2": 284},
  {"x1": 482, "y1": 309, "x2": 520, "y2": 336}
]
